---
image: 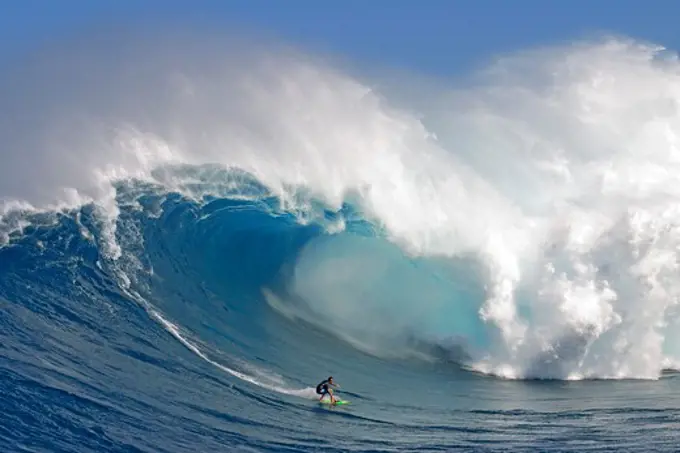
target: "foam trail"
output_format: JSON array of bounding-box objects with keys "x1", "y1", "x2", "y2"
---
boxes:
[{"x1": 150, "y1": 309, "x2": 318, "y2": 399}]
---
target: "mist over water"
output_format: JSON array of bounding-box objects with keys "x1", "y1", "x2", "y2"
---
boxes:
[{"x1": 2, "y1": 27, "x2": 680, "y2": 381}]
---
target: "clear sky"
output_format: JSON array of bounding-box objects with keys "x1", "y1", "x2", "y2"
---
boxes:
[{"x1": 1, "y1": 0, "x2": 679, "y2": 75}]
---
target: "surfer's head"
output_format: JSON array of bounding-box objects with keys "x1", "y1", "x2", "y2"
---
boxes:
[{"x1": 328, "y1": 376, "x2": 333, "y2": 382}]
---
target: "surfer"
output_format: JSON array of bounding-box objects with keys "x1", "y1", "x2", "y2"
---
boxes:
[{"x1": 316, "y1": 376, "x2": 339, "y2": 404}]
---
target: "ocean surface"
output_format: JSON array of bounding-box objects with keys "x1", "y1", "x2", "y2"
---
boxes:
[{"x1": 2, "y1": 31, "x2": 680, "y2": 452}]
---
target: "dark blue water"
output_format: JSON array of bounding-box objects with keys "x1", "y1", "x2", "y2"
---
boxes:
[{"x1": 2, "y1": 172, "x2": 680, "y2": 453}]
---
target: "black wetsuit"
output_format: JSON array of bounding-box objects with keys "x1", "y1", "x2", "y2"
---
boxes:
[{"x1": 316, "y1": 379, "x2": 331, "y2": 396}]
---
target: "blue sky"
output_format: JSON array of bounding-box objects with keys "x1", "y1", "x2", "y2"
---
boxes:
[{"x1": 2, "y1": 0, "x2": 679, "y2": 75}]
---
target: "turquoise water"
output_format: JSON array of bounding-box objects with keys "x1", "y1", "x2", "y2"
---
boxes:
[{"x1": 2, "y1": 179, "x2": 680, "y2": 452}]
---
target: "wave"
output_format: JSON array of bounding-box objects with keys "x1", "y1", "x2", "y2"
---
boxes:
[{"x1": 2, "y1": 28, "x2": 680, "y2": 383}]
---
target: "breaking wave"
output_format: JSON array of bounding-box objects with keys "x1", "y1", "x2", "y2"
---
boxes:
[{"x1": 3, "y1": 29, "x2": 680, "y2": 384}]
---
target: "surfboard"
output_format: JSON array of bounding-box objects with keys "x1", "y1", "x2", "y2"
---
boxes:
[{"x1": 319, "y1": 399, "x2": 349, "y2": 406}]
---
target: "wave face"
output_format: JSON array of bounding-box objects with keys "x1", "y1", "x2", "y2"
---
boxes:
[{"x1": 3, "y1": 28, "x2": 680, "y2": 451}]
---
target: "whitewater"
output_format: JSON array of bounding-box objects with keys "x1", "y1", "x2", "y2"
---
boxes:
[{"x1": 2, "y1": 28, "x2": 680, "y2": 452}]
